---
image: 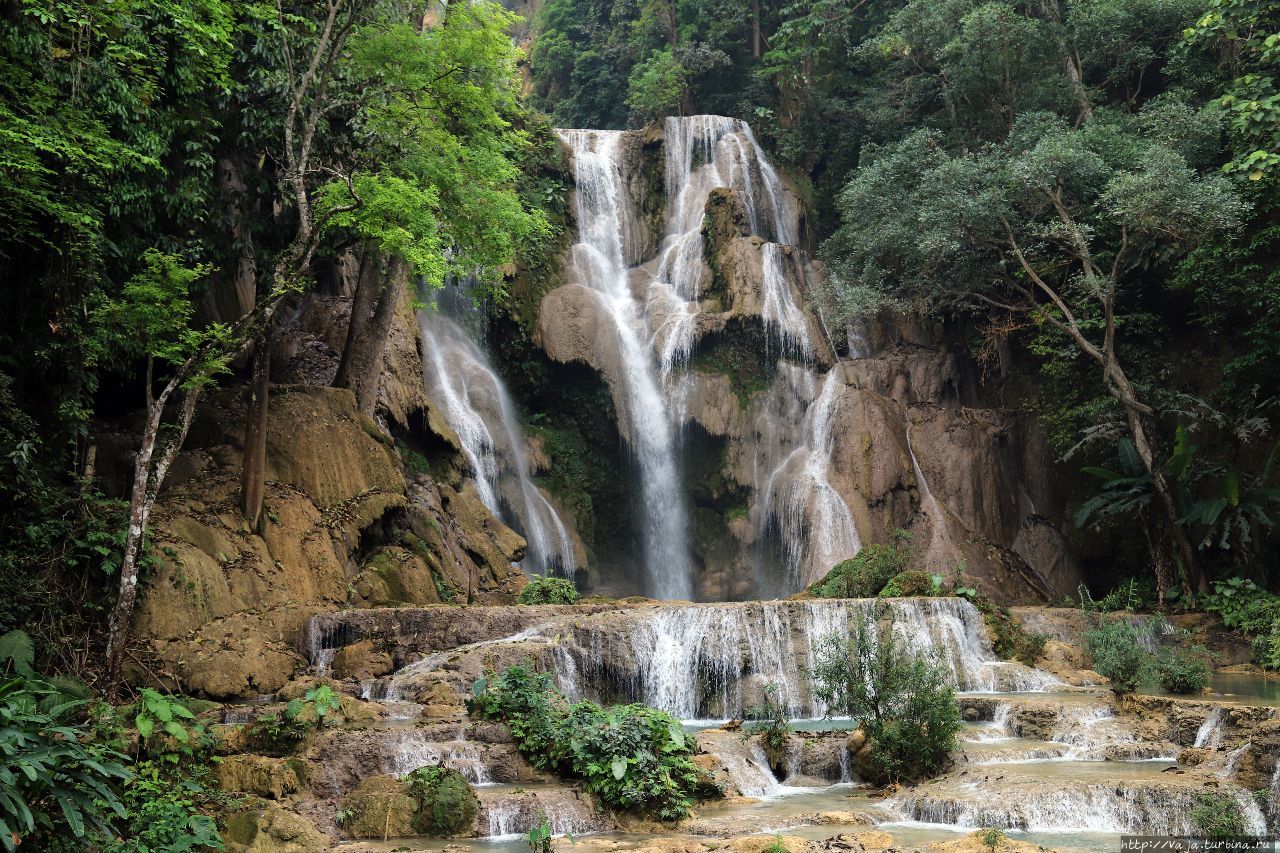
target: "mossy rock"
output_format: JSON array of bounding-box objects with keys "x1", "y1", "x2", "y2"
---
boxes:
[
  {"x1": 215, "y1": 755, "x2": 306, "y2": 799},
  {"x1": 223, "y1": 803, "x2": 329, "y2": 853},
  {"x1": 339, "y1": 776, "x2": 419, "y2": 839},
  {"x1": 405, "y1": 766, "x2": 479, "y2": 836}
]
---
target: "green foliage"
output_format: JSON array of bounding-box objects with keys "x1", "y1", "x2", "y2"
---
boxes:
[
  {"x1": 762, "y1": 835, "x2": 788, "y2": 853},
  {"x1": 469, "y1": 663, "x2": 717, "y2": 820},
  {"x1": 246, "y1": 689, "x2": 336, "y2": 757},
  {"x1": 811, "y1": 613, "x2": 962, "y2": 784},
  {"x1": 113, "y1": 760, "x2": 223, "y2": 852},
  {"x1": 877, "y1": 570, "x2": 941, "y2": 598},
  {"x1": 404, "y1": 766, "x2": 478, "y2": 836},
  {"x1": 1190, "y1": 790, "x2": 1247, "y2": 839},
  {"x1": 1154, "y1": 643, "x2": 1211, "y2": 694},
  {"x1": 518, "y1": 576, "x2": 581, "y2": 605},
  {"x1": 1083, "y1": 617, "x2": 1153, "y2": 694},
  {"x1": 131, "y1": 689, "x2": 198, "y2": 746},
  {"x1": 0, "y1": 673, "x2": 132, "y2": 851},
  {"x1": 809, "y1": 531, "x2": 912, "y2": 599},
  {"x1": 1203, "y1": 578, "x2": 1280, "y2": 669},
  {"x1": 744, "y1": 683, "x2": 792, "y2": 771},
  {"x1": 627, "y1": 49, "x2": 687, "y2": 120},
  {"x1": 980, "y1": 827, "x2": 1007, "y2": 853},
  {"x1": 527, "y1": 812, "x2": 555, "y2": 853}
]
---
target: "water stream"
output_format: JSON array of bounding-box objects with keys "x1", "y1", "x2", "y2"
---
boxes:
[{"x1": 418, "y1": 310, "x2": 577, "y2": 576}]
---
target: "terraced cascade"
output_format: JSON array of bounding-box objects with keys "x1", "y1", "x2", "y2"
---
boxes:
[{"x1": 287, "y1": 601, "x2": 1280, "y2": 852}]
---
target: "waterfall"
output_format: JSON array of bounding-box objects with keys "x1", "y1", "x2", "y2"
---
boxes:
[
  {"x1": 559, "y1": 128, "x2": 693, "y2": 600},
  {"x1": 1194, "y1": 707, "x2": 1226, "y2": 748},
  {"x1": 760, "y1": 243, "x2": 814, "y2": 359},
  {"x1": 905, "y1": 412, "x2": 951, "y2": 564},
  {"x1": 418, "y1": 310, "x2": 577, "y2": 577},
  {"x1": 386, "y1": 728, "x2": 492, "y2": 786},
  {"x1": 552, "y1": 598, "x2": 1058, "y2": 719},
  {"x1": 886, "y1": 782, "x2": 1268, "y2": 835},
  {"x1": 757, "y1": 367, "x2": 862, "y2": 587}
]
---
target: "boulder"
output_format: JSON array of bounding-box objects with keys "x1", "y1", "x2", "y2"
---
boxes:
[
  {"x1": 339, "y1": 775, "x2": 418, "y2": 839},
  {"x1": 216, "y1": 755, "x2": 305, "y2": 800},
  {"x1": 223, "y1": 803, "x2": 329, "y2": 853}
]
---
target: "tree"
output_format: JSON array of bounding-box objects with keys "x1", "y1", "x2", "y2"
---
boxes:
[
  {"x1": 812, "y1": 612, "x2": 962, "y2": 784},
  {"x1": 823, "y1": 107, "x2": 1246, "y2": 596},
  {"x1": 90, "y1": 252, "x2": 240, "y2": 692},
  {"x1": 627, "y1": 48, "x2": 688, "y2": 121}
]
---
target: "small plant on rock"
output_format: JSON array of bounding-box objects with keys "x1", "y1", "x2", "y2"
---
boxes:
[
  {"x1": 744, "y1": 682, "x2": 792, "y2": 774},
  {"x1": 808, "y1": 530, "x2": 913, "y2": 599},
  {"x1": 405, "y1": 765, "x2": 478, "y2": 836},
  {"x1": 518, "y1": 576, "x2": 580, "y2": 605},
  {"x1": 980, "y1": 827, "x2": 1006, "y2": 852},
  {"x1": 762, "y1": 834, "x2": 788, "y2": 853}
]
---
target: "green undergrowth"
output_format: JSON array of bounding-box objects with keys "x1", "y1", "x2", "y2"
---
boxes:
[
  {"x1": 518, "y1": 575, "x2": 580, "y2": 604},
  {"x1": 468, "y1": 663, "x2": 720, "y2": 820}
]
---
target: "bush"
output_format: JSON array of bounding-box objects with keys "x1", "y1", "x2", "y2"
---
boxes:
[
  {"x1": 1154, "y1": 634, "x2": 1212, "y2": 694},
  {"x1": 878, "y1": 570, "x2": 941, "y2": 598},
  {"x1": 405, "y1": 766, "x2": 478, "y2": 836},
  {"x1": 744, "y1": 683, "x2": 792, "y2": 774},
  {"x1": 518, "y1": 576, "x2": 580, "y2": 605},
  {"x1": 811, "y1": 614, "x2": 962, "y2": 784},
  {"x1": 1190, "y1": 791, "x2": 1247, "y2": 839},
  {"x1": 1204, "y1": 578, "x2": 1280, "y2": 670},
  {"x1": 0, "y1": 674, "x2": 132, "y2": 851},
  {"x1": 469, "y1": 663, "x2": 718, "y2": 820},
  {"x1": 247, "y1": 686, "x2": 338, "y2": 756},
  {"x1": 1083, "y1": 617, "x2": 1153, "y2": 694},
  {"x1": 114, "y1": 761, "x2": 222, "y2": 852},
  {"x1": 808, "y1": 531, "x2": 912, "y2": 599}
]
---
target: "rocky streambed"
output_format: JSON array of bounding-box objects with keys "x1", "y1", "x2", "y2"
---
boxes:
[{"x1": 215, "y1": 600, "x2": 1280, "y2": 852}]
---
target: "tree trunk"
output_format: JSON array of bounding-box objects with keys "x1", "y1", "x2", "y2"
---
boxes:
[
  {"x1": 353, "y1": 257, "x2": 408, "y2": 417},
  {"x1": 104, "y1": 382, "x2": 201, "y2": 694},
  {"x1": 1121, "y1": 405, "x2": 1205, "y2": 596},
  {"x1": 240, "y1": 341, "x2": 271, "y2": 531},
  {"x1": 334, "y1": 245, "x2": 382, "y2": 390}
]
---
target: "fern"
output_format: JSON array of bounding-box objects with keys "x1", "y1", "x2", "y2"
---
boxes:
[{"x1": 0, "y1": 630, "x2": 34, "y2": 677}]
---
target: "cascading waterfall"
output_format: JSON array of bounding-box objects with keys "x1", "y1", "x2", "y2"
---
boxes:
[
  {"x1": 1194, "y1": 707, "x2": 1226, "y2": 748},
  {"x1": 756, "y1": 367, "x2": 862, "y2": 588},
  {"x1": 551, "y1": 597, "x2": 1058, "y2": 720},
  {"x1": 418, "y1": 310, "x2": 577, "y2": 576},
  {"x1": 886, "y1": 782, "x2": 1267, "y2": 835},
  {"x1": 559, "y1": 128, "x2": 693, "y2": 600}
]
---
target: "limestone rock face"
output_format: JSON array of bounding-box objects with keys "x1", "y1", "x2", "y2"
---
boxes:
[
  {"x1": 339, "y1": 775, "x2": 419, "y2": 839},
  {"x1": 215, "y1": 755, "x2": 306, "y2": 800},
  {"x1": 223, "y1": 804, "x2": 329, "y2": 853},
  {"x1": 133, "y1": 382, "x2": 525, "y2": 699}
]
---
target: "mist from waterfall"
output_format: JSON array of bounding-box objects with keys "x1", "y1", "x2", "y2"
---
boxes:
[{"x1": 418, "y1": 306, "x2": 577, "y2": 577}]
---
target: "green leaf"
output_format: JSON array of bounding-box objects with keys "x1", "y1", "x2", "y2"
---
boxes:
[
  {"x1": 610, "y1": 757, "x2": 628, "y2": 780},
  {"x1": 0, "y1": 631, "x2": 35, "y2": 677},
  {"x1": 135, "y1": 714, "x2": 154, "y2": 739}
]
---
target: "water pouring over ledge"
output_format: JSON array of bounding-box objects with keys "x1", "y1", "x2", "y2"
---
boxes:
[{"x1": 418, "y1": 302, "x2": 577, "y2": 578}]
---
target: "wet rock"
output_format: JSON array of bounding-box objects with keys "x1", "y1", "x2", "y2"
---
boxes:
[
  {"x1": 339, "y1": 775, "x2": 418, "y2": 838},
  {"x1": 331, "y1": 640, "x2": 393, "y2": 681},
  {"x1": 223, "y1": 803, "x2": 329, "y2": 853},
  {"x1": 215, "y1": 755, "x2": 305, "y2": 799}
]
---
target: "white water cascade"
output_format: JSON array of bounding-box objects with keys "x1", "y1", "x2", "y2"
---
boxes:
[
  {"x1": 550, "y1": 597, "x2": 1059, "y2": 720},
  {"x1": 559, "y1": 128, "x2": 693, "y2": 599},
  {"x1": 418, "y1": 310, "x2": 577, "y2": 576},
  {"x1": 755, "y1": 367, "x2": 862, "y2": 588}
]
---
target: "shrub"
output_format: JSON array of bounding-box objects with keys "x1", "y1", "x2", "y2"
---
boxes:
[
  {"x1": 1190, "y1": 791, "x2": 1247, "y2": 839},
  {"x1": 808, "y1": 531, "x2": 912, "y2": 599},
  {"x1": 114, "y1": 760, "x2": 222, "y2": 852},
  {"x1": 247, "y1": 686, "x2": 337, "y2": 756},
  {"x1": 1083, "y1": 617, "x2": 1153, "y2": 694},
  {"x1": 878, "y1": 570, "x2": 940, "y2": 598},
  {"x1": 811, "y1": 614, "x2": 962, "y2": 785},
  {"x1": 744, "y1": 683, "x2": 792, "y2": 774},
  {"x1": 1154, "y1": 632, "x2": 1212, "y2": 694},
  {"x1": 1204, "y1": 578, "x2": 1280, "y2": 670},
  {"x1": 518, "y1": 576, "x2": 580, "y2": 605},
  {"x1": 470, "y1": 663, "x2": 717, "y2": 820},
  {"x1": 0, "y1": 672, "x2": 132, "y2": 851},
  {"x1": 405, "y1": 766, "x2": 478, "y2": 836}
]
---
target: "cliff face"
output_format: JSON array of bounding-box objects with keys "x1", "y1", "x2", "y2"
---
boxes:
[
  {"x1": 127, "y1": 284, "x2": 528, "y2": 699},
  {"x1": 532, "y1": 118, "x2": 1082, "y2": 603}
]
